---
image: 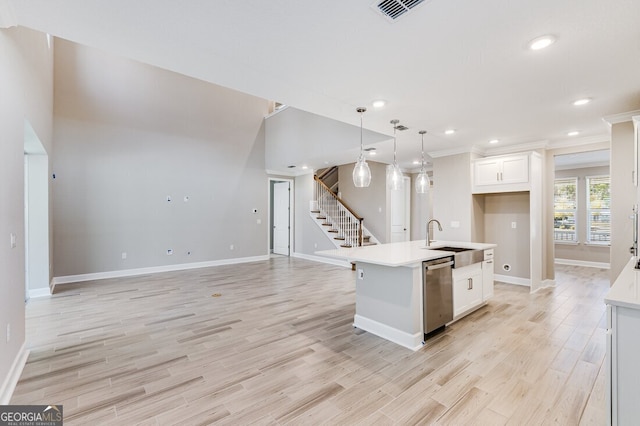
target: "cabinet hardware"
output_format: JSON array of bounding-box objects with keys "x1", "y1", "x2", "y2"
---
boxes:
[{"x1": 468, "y1": 277, "x2": 473, "y2": 290}]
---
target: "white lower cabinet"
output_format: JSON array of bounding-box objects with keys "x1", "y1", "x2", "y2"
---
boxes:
[
  {"x1": 607, "y1": 303, "x2": 640, "y2": 424},
  {"x1": 453, "y1": 263, "x2": 483, "y2": 317},
  {"x1": 482, "y1": 259, "x2": 494, "y2": 301}
]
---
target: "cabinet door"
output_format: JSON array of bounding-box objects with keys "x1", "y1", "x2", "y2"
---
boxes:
[
  {"x1": 453, "y1": 265, "x2": 483, "y2": 317},
  {"x1": 482, "y1": 260, "x2": 494, "y2": 301},
  {"x1": 500, "y1": 155, "x2": 529, "y2": 184},
  {"x1": 473, "y1": 158, "x2": 501, "y2": 186}
]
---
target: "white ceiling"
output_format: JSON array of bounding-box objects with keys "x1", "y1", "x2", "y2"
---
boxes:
[{"x1": 5, "y1": 0, "x2": 640, "y2": 172}]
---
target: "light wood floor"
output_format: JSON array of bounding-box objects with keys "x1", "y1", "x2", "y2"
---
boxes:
[{"x1": 11, "y1": 257, "x2": 609, "y2": 425}]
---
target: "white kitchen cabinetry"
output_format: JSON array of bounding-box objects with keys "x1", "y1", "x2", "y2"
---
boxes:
[
  {"x1": 453, "y1": 262, "x2": 483, "y2": 317},
  {"x1": 607, "y1": 303, "x2": 640, "y2": 424},
  {"x1": 472, "y1": 153, "x2": 530, "y2": 193},
  {"x1": 482, "y1": 249, "x2": 494, "y2": 301}
]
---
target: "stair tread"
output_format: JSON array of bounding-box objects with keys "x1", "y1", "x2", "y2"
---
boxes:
[{"x1": 310, "y1": 210, "x2": 321, "y2": 214}]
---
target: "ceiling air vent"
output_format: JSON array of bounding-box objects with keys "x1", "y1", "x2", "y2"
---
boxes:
[{"x1": 372, "y1": 0, "x2": 427, "y2": 22}]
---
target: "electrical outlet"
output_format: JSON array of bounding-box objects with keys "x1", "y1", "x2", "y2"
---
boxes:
[
  {"x1": 6, "y1": 324, "x2": 10, "y2": 343},
  {"x1": 358, "y1": 269, "x2": 364, "y2": 280},
  {"x1": 10, "y1": 233, "x2": 16, "y2": 249},
  {"x1": 121, "y1": 252, "x2": 127, "y2": 260},
  {"x1": 166, "y1": 195, "x2": 172, "y2": 202},
  {"x1": 511, "y1": 222, "x2": 517, "y2": 229},
  {"x1": 229, "y1": 244, "x2": 234, "y2": 251},
  {"x1": 167, "y1": 249, "x2": 173, "y2": 255}
]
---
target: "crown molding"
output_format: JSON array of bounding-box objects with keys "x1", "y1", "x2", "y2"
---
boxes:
[
  {"x1": 484, "y1": 140, "x2": 549, "y2": 156},
  {"x1": 547, "y1": 134, "x2": 610, "y2": 150},
  {"x1": 428, "y1": 145, "x2": 484, "y2": 159},
  {"x1": 602, "y1": 109, "x2": 640, "y2": 126}
]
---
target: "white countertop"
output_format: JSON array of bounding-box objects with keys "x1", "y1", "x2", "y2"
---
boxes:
[
  {"x1": 606, "y1": 257, "x2": 640, "y2": 309},
  {"x1": 315, "y1": 240, "x2": 496, "y2": 268}
]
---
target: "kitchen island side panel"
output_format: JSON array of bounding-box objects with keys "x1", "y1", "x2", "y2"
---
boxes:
[{"x1": 354, "y1": 262, "x2": 423, "y2": 345}]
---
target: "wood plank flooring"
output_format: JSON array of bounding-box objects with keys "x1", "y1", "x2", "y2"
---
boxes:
[{"x1": 11, "y1": 258, "x2": 609, "y2": 425}]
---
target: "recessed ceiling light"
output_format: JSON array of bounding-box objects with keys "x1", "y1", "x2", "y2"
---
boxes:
[
  {"x1": 528, "y1": 35, "x2": 556, "y2": 51},
  {"x1": 372, "y1": 100, "x2": 386, "y2": 108},
  {"x1": 412, "y1": 160, "x2": 421, "y2": 165},
  {"x1": 301, "y1": 165, "x2": 308, "y2": 170},
  {"x1": 444, "y1": 129, "x2": 456, "y2": 135},
  {"x1": 567, "y1": 131, "x2": 579, "y2": 137},
  {"x1": 489, "y1": 139, "x2": 499, "y2": 144},
  {"x1": 573, "y1": 98, "x2": 591, "y2": 106}
]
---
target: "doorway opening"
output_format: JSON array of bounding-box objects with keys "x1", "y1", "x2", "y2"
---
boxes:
[
  {"x1": 24, "y1": 120, "x2": 50, "y2": 300},
  {"x1": 269, "y1": 178, "x2": 294, "y2": 256},
  {"x1": 553, "y1": 149, "x2": 610, "y2": 269}
]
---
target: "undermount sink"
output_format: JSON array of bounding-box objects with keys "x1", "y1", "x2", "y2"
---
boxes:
[
  {"x1": 426, "y1": 246, "x2": 484, "y2": 268},
  {"x1": 430, "y1": 246, "x2": 474, "y2": 253}
]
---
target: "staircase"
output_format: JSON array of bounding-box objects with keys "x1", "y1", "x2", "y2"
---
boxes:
[{"x1": 311, "y1": 173, "x2": 378, "y2": 248}]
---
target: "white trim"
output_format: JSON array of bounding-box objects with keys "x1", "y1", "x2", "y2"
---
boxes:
[
  {"x1": 484, "y1": 140, "x2": 549, "y2": 156},
  {"x1": 494, "y1": 273, "x2": 531, "y2": 287},
  {"x1": 51, "y1": 255, "x2": 270, "y2": 286},
  {"x1": 291, "y1": 252, "x2": 351, "y2": 268},
  {"x1": 0, "y1": 343, "x2": 29, "y2": 404},
  {"x1": 353, "y1": 314, "x2": 423, "y2": 351},
  {"x1": 428, "y1": 145, "x2": 485, "y2": 159},
  {"x1": 28, "y1": 287, "x2": 51, "y2": 299},
  {"x1": 268, "y1": 177, "x2": 294, "y2": 257},
  {"x1": 555, "y1": 258, "x2": 610, "y2": 269},
  {"x1": 602, "y1": 110, "x2": 640, "y2": 126}
]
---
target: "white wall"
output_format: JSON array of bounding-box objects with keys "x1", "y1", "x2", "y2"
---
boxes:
[
  {"x1": 25, "y1": 154, "x2": 50, "y2": 294},
  {"x1": 432, "y1": 153, "x2": 475, "y2": 241},
  {"x1": 0, "y1": 26, "x2": 53, "y2": 401},
  {"x1": 610, "y1": 121, "x2": 636, "y2": 281},
  {"x1": 52, "y1": 39, "x2": 270, "y2": 277}
]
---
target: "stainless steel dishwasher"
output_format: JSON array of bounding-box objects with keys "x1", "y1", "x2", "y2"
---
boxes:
[{"x1": 423, "y1": 256, "x2": 454, "y2": 338}]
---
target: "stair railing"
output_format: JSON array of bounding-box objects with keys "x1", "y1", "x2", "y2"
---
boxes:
[{"x1": 314, "y1": 175, "x2": 363, "y2": 247}]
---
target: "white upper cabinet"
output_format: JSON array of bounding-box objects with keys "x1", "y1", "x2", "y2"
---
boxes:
[{"x1": 472, "y1": 153, "x2": 531, "y2": 193}]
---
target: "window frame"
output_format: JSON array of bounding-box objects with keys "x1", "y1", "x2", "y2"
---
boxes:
[
  {"x1": 586, "y1": 174, "x2": 611, "y2": 245},
  {"x1": 554, "y1": 177, "x2": 578, "y2": 243}
]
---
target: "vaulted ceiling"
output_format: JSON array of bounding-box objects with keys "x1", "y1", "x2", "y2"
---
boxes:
[{"x1": 5, "y1": 0, "x2": 640, "y2": 171}]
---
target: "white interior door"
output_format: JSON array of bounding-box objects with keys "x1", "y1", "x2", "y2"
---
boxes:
[
  {"x1": 273, "y1": 181, "x2": 290, "y2": 255},
  {"x1": 390, "y1": 177, "x2": 411, "y2": 242}
]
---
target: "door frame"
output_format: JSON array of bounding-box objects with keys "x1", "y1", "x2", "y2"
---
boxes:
[{"x1": 268, "y1": 177, "x2": 294, "y2": 256}]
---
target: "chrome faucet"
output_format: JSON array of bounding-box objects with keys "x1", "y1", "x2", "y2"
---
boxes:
[{"x1": 426, "y1": 219, "x2": 443, "y2": 246}]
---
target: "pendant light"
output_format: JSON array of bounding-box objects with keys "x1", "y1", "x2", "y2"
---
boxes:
[
  {"x1": 387, "y1": 119, "x2": 404, "y2": 190},
  {"x1": 352, "y1": 107, "x2": 371, "y2": 188},
  {"x1": 415, "y1": 130, "x2": 431, "y2": 193}
]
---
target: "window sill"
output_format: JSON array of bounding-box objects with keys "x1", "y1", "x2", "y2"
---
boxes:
[
  {"x1": 554, "y1": 241, "x2": 579, "y2": 246},
  {"x1": 585, "y1": 242, "x2": 611, "y2": 247}
]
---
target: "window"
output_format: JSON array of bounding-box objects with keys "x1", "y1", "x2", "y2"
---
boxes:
[
  {"x1": 554, "y1": 178, "x2": 577, "y2": 242},
  {"x1": 587, "y1": 175, "x2": 611, "y2": 243}
]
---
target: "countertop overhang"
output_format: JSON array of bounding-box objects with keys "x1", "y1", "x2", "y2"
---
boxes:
[
  {"x1": 316, "y1": 240, "x2": 497, "y2": 268},
  {"x1": 606, "y1": 257, "x2": 640, "y2": 309}
]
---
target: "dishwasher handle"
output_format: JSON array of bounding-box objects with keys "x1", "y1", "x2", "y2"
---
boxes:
[{"x1": 425, "y1": 261, "x2": 454, "y2": 271}]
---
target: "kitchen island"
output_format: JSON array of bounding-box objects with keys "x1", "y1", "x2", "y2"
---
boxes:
[
  {"x1": 317, "y1": 240, "x2": 496, "y2": 350},
  {"x1": 605, "y1": 257, "x2": 640, "y2": 424}
]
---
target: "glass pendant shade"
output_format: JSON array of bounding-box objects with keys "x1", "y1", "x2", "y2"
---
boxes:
[
  {"x1": 415, "y1": 130, "x2": 430, "y2": 193},
  {"x1": 352, "y1": 107, "x2": 371, "y2": 187},
  {"x1": 387, "y1": 119, "x2": 404, "y2": 190},
  {"x1": 415, "y1": 171, "x2": 430, "y2": 193},
  {"x1": 353, "y1": 156, "x2": 371, "y2": 187},
  {"x1": 387, "y1": 164, "x2": 404, "y2": 190}
]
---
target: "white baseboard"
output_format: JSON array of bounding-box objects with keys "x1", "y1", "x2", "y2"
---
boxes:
[
  {"x1": 353, "y1": 314, "x2": 423, "y2": 351},
  {"x1": 291, "y1": 252, "x2": 351, "y2": 268},
  {"x1": 555, "y1": 258, "x2": 610, "y2": 269},
  {"x1": 0, "y1": 343, "x2": 29, "y2": 404},
  {"x1": 28, "y1": 287, "x2": 51, "y2": 299},
  {"x1": 531, "y1": 279, "x2": 557, "y2": 294},
  {"x1": 494, "y1": 274, "x2": 531, "y2": 287},
  {"x1": 51, "y1": 255, "x2": 270, "y2": 287}
]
